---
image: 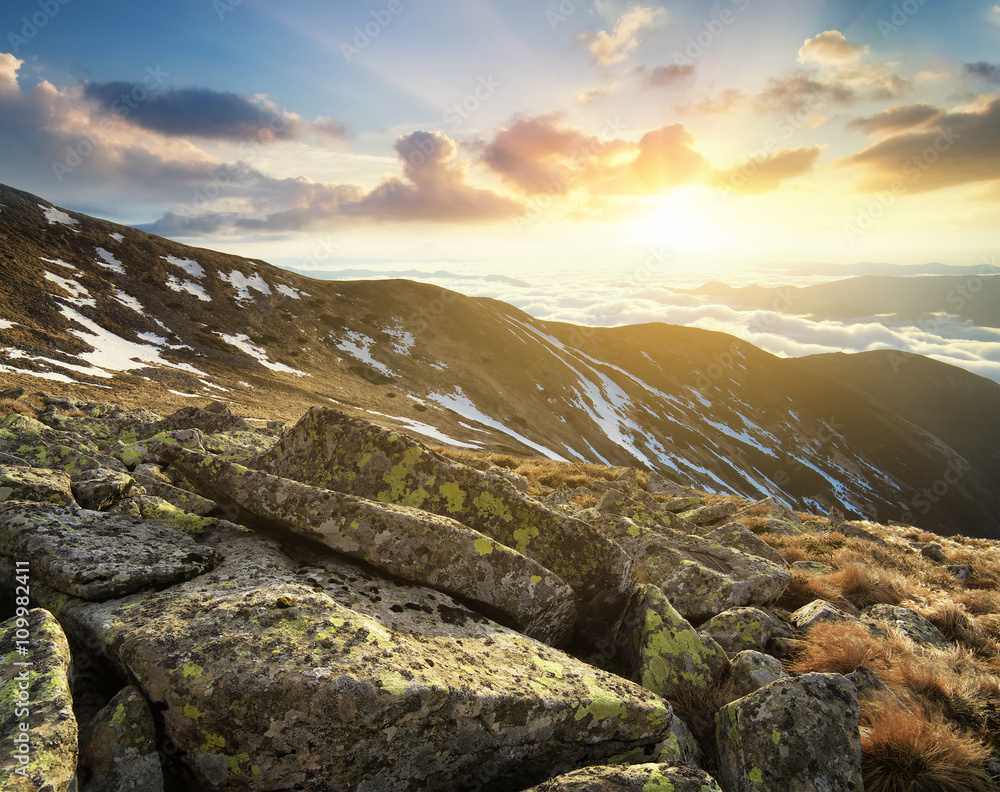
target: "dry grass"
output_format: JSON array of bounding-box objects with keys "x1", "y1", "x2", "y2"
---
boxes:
[
  {"x1": 788, "y1": 621, "x2": 891, "y2": 676},
  {"x1": 860, "y1": 697, "x2": 995, "y2": 792},
  {"x1": 666, "y1": 673, "x2": 742, "y2": 778},
  {"x1": 434, "y1": 449, "x2": 631, "y2": 495},
  {"x1": 0, "y1": 396, "x2": 44, "y2": 417}
]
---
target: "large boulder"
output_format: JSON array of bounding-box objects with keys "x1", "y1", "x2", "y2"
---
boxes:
[
  {"x1": 71, "y1": 469, "x2": 136, "y2": 511},
  {"x1": 698, "y1": 607, "x2": 794, "y2": 656},
  {"x1": 23, "y1": 524, "x2": 676, "y2": 792},
  {"x1": 0, "y1": 608, "x2": 78, "y2": 791},
  {"x1": 0, "y1": 465, "x2": 74, "y2": 506},
  {"x1": 715, "y1": 673, "x2": 863, "y2": 792},
  {"x1": 863, "y1": 604, "x2": 948, "y2": 648},
  {"x1": 247, "y1": 407, "x2": 636, "y2": 648},
  {"x1": 0, "y1": 502, "x2": 221, "y2": 601},
  {"x1": 599, "y1": 518, "x2": 791, "y2": 624},
  {"x1": 617, "y1": 585, "x2": 729, "y2": 701},
  {"x1": 0, "y1": 413, "x2": 121, "y2": 476},
  {"x1": 79, "y1": 685, "x2": 164, "y2": 792},
  {"x1": 159, "y1": 447, "x2": 577, "y2": 646},
  {"x1": 523, "y1": 764, "x2": 723, "y2": 791}
]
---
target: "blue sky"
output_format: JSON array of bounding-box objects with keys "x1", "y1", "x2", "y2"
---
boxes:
[{"x1": 2, "y1": 0, "x2": 998, "y2": 271}]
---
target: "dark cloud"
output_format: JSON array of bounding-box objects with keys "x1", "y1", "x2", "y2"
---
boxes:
[
  {"x1": 756, "y1": 72, "x2": 857, "y2": 112},
  {"x1": 82, "y1": 82, "x2": 348, "y2": 143},
  {"x1": 847, "y1": 103, "x2": 944, "y2": 136},
  {"x1": 839, "y1": 99, "x2": 1000, "y2": 194},
  {"x1": 964, "y1": 62, "x2": 1000, "y2": 85},
  {"x1": 635, "y1": 64, "x2": 696, "y2": 89}
]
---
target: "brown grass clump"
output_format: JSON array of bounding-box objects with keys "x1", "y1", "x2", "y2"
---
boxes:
[
  {"x1": 738, "y1": 515, "x2": 771, "y2": 535},
  {"x1": 954, "y1": 589, "x2": 1000, "y2": 616},
  {"x1": 571, "y1": 493, "x2": 598, "y2": 509},
  {"x1": 0, "y1": 397, "x2": 41, "y2": 417},
  {"x1": 778, "y1": 546, "x2": 810, "y2": 563},
  {"x1": 787, "y1": 621, "x2": 889, "y2": 676},
  {"x1": 666, "y1": 674, "x2": 742, "y2": 777},
  {"x1": 860, "y1": 697, "x2": 994, "y2": 792},
  {"x1": 821, "y1": 563, "x2": 909, "y2": 609},
  {"x1": 916, "y1": 602, "x2": 990, "y2": 653},
  {"x1": 774, "y1": 574, "x2": 826, "y2": 611}
]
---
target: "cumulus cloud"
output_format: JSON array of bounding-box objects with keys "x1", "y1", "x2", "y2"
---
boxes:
[
  {"x1": 964, "y1": 62, "x2": 1000, "y2": 85},
  {"x1": 847, "y1": 103, "x2": 944, "y2": 136},
  {"x1": 839, "y1": 99, "x2": 1000, "y2": 193},
  {"x1": 635, "y1": 64, "x2": 696, "y2": 89},
  {"x1": 145, "y1": 131, "x2": 522, "y2": 234},
  {"x1": 798, "y1": 30, "x2": 869, "y2": 65},
  {"x1": 756, "y1": 72, "x2": 857, "y2": 112},
  {"x1": 577, "y1": 5, "x2": 663, "y2": 65},
  {"x1": 628, "y1": 124, "x2": 709, "y2": 191},
  {"x1": 82, "y1": 83, "x2": 348, "y2": 143}
]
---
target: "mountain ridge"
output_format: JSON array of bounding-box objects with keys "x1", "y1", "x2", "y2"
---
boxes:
[{"x1": 1, "y1": 181, "x2": 997, "y2": 539}]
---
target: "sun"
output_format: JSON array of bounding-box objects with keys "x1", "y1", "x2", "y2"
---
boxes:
[{"x1": 629, "y1": 186, "x2": 728, "y2": 252}]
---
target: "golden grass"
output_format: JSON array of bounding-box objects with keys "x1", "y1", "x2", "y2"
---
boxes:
[
  {"x1": 860, "y1": 697, "x2": 994, "y2": 792},
  {"x1": 788, "y1": 621, "x2": 890, "y2": 676}
]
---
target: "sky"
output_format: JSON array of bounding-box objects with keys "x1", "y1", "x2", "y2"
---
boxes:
[{"x1": 1, "y1": 0, "x2": 999, "y2": 275}]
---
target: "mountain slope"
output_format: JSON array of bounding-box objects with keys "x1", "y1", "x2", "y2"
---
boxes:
[{"x1": 1, "y1": 182, "x2": 997, "y2": 539}]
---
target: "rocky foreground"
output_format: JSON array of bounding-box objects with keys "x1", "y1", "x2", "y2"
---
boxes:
[{"x1": 0, "y1": 391, "x2": 998, "y2": 791}]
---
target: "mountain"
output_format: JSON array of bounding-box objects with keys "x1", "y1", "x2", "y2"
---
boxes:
[
  {"x1": 689, "y1": 275, "x2": 1000, "y2": 327},
  {"x1": 1, "y1": 182, "x2": 998, "y2": 539}
]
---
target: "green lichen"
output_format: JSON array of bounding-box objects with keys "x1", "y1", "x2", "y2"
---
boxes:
[
  {"x1": 183, "y1": 703, "x2": 205, "y2": 720},
  {"x1": 472, "y1": 491, "x2": 513, "y2": 523},
  {"x1": 748, "y1": 766, "x2": 764, "y2": 786},
  {"x1": 376, "y1": 446, "x2": 424, "y2": 504},
  {"x1": 180, "y1": 662, "x2": 204, "y2": 680},
  {"x1": 200, "y1": 733, "x2": 226, "y2": 754},
  {"x1": 438, "y1": 482, "x2": 465, "y2": 513},
  {"x1": 474, "y1": 538, "x2": 494, "y2": 556}
]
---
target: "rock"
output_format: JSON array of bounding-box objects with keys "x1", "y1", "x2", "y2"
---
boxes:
[
  {"x1": 71, "y1": 469, "x2": 136, "y2": 510},
  {"x1": 846, "y1": 665, "x2": 896, "y2": 702},
  {"x1": 201, "y1": 431, "x2": 277, "y2": 458},
  {"x1": 124, "y1": 495, "x2": 214, "y2": 536},
  {"x1": 593, "y1": 489, "x2": 692, "y2": 533},
  {"x1": 678, "y1": 501, "x2": 737, "y2": 527},
  {"x1": 703, "y1": 522, "x2": 787, "y2": 566},
  {"x1": 0, "y1": 465, "x2": 74, "y2": 506},
  {"x1": 131, "y1": 474, "x2": 218, "y2": 517},
  {"x1": 109, "y1": 429, "x2": 206, "y2": 469},
  {"x1": 0, "y1": 608, "x2": 78, "y2": 792},
  {"x1": 837, "y1": 522, "x2": 888, "y2": 545},
  {"x1": 1, "y1": 387, "x2": 26, "y2": 400},
  {"x1": 863, "y1": 604, "x2": 948, "y2": 648},
  {"x1": 600, "y1": 518, "x2": 791, "y2": 624},
  {"x1": 920, "y1": 543, "x2": 948, "y2": 563},
  {"x1": 790, "y1": 599, "x2": 855, "y2": 631},
  {"x1": 523, "y1": 763, "x2": 723, "y2": 791},
  {"x1": 698, "y1": 607, "x2": 794, "y2": 656},
  {"x1": 715, "y1": 673, "x2": 863, "y2": 792},
  {"x1": 790, "y1": 560, "x2": 829, "y2": 575},
  {"x1": 827, "y1": 507, "x2": 845, "y2": 530},
  {"x1": 30, "y1": 525, "x2": 675, "y2": 792},
  {"x1": 646, "y1": 472, "x2": 696, "y2": 498},
  {"x1": 729, "y1": 650, "x2": 788, "y2": 698},
  {"x1": 946, "y1": 564, "x2": 972, "y2": 581},
  {"x1": 659, "y1": 496, "x2": 704, "y2": 513},
  {"x1": 79, "y1": 685, "x2": 164, "y2": 792},
  {"x1": 161, "y1": 447, "x2": 577, "y2": 646},
  {"x1": 736, "y1": 498, "x2": 804, "y2": 536},
  {"x1": 137, "y1": 405, "x2": 252, "y2": 438},
  {"x1": 0, "y1": 502, "x2": 221, "y2": 601},
  {"x1": 617, "y1": 584, "x2": 729, "y2": 700},
  {"x1": 248, "y1": 407, "x2": 636, "y2": 649},
  {"x1": 0, "y1": 413, "x2": 108, "y2": 475},
  {"x1": 663, "y1": 716, "x2": 703, "y2": 767},
  {"x1": 0, "y1": 452, "x2": 32, "y2": 467}
]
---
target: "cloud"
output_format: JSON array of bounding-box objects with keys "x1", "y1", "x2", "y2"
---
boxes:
[
  {"x1": 714, "y1": 147, "x2": 824, "y2": 194},
  {"x1": 835, "y1": 63, "x2": 911, "y2": 100},
  {"x1": 145, "y1": 131, "x2": 523, "y2": 234},
  {"x1": 798, "y1": 30, "x2": 869, "y2": 65},
  {"x1": 577, "y1": 80, "x2": 616, "y2": 106},
  {"x1": 479, "y1": 114, "x2": 627, "y2": 195},
  {"x1": 676, "y1": 89, "x2": 745, "y2": 115},
  {"x1": 82, "y1": 82, "x2": 348, "y2": 143},
  {"x1": 577, "y1": 5, "x2": 663, "y2": 66},
  {"x1": 635, "y1": 64, "x2": 696, "y2": 89},
  {"x1": 847, "y1": 103, "x2": 944, "y2": 136},
  {"x1": 756, "y1": 72, "x2": 857, "y2": 112},
  {"x1": 628, "y1": 124, "x2": 709, "y2": 191},
  {"x1": 964, "y1": 62, "x2": 1000, "y2": 85},
  {"x1": 839, "y1": 99, "x2": 1000, "y2": 194}
]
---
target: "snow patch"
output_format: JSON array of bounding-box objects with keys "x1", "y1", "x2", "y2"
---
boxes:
[
  {"x1": 40, "y1": 256, "x2": 76, "y2": 270},
  {"x1": 163, "y1": 255, "x2": 205, "y2": 279},
  {"x1": 336, "y1": 331, "x2": 394, "y2": 376},
  {"x1": 426, "y1": 387, "x2": 569, "y2": 461},
  {"x1": 222, "y1": 269, "x2": 272, "y2": 301},
  {"x1": 385, "y1": 323, "x2": 415, "y2": 355},
  {"x1": 108, "y1": 232, "x2": 124, "y2": 242},
  {"x1": 95, "y1": 248, "x2": 125, "y2": 274},
  {"x1": 40, "y1": 205, "x2": 78, "y2": 228},
  {"x1": 112, "y1": 292, "x2": 144, "y2": 314},
  {"x1": 0, "y1": 320, "x2": 18, "y2": 330},
  {"x1": 45, "y1": 272, "x2": 95, "y2": 307},
  {"x1": 218, "y1": 333, "x2": 310, "y2": 377},
  {"x1": 165, "y1": 274, "x2": 211, "y2": 301},
  {"x1": 365, "y1": 409, "x2": 481, "y2": 449},
  {"x1": 276, "y1": 283, "x2": 304, "y2": 299}
]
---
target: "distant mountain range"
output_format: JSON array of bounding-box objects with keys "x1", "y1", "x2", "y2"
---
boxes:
[{"x1": 1, "y1": 182, "x2": 997, "y2": 539}]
